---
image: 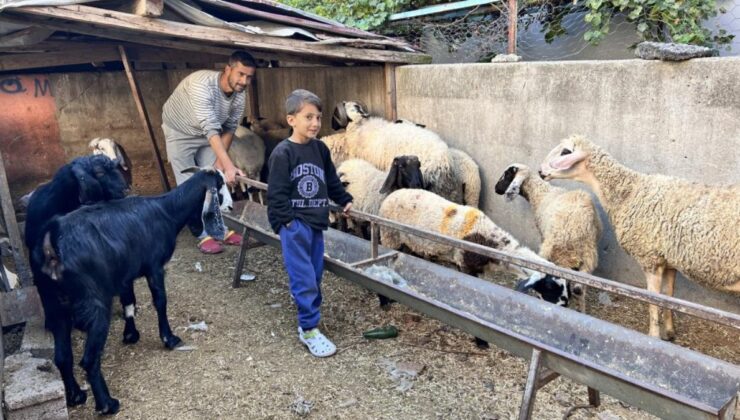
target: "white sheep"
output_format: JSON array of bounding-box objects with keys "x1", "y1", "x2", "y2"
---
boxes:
[
  {"x1": 378, "y1": 189, "x2": 570, "y2": 306},
  {"x1": 495, "y1": 163, "x2": 602, "y2": 311},
  {"x1": 325, "y1": 102, "x2": 460, "y2": 204},
  {"x1": 336, "y1": 156, "x2": 424, "y2": 237},
  {"x1": 393, "y1": 118, "x2": 481, "y2": 206},
  {"x1": 539, "y1": 135, "x2": 740, "y2": 340},
  {"x1": 89, "y1": 138, "x2": 132, "y2": 186}
]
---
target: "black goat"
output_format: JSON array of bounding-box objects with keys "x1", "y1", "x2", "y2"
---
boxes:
[
  {"x1": 25, "y1": 154, "x2": 129, "y2": 251},
  {"x1": 32, "y1": 168, "x2": 232, "y2": 415}
]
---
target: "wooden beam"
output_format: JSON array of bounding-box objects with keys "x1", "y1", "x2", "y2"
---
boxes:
[
  {"x1": 507, "y1": 0, "x2": 518, "y2": 54},
  {"x1": 130, "y1": 0, "x2": 163, "y2": 17},
  {"x1": 383, "y1": 63, "x2": 397, "y2": 121},
  {"x1": 3, "y1": 16, "x2": 346, "y2": 66},
  {"x1": 247, "y1": 76, "x2": 260, "y2": 120},
  {"x1": 0, "y1": 45, "x2": 119, "y2": 71},
  {"x1": 9, "y1": 5, "x2": 431, "y2": 64},
  {"x1": 0, "y1": 286, "x2": 43, "y2": 327},
  {"x1": 0, "y1": 149, "x2": 32, "y2": 288},
  {"x1": 118, "y1": 45, "x2": 171, "y2": 192}
]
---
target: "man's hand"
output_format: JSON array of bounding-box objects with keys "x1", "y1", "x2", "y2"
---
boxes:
[
  {"x1": 342, "y1": 202, "x2": 353, "y2": 214},
  {"x1": 223, "y1": 163, "x2": 245, "y2": 186}
]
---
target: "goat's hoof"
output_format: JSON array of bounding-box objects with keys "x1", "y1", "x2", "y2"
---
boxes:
[
  {"x1": 474, "y1": 337, "x2": 490, "y2": 349},
  {"x1": 97, "y1": 398, "x2": 120, "y2": 415},
  {"x1": 163, "y1": 335, "x2": 182, "y2": 350},
  {"x1": 123, "y1": 329, "x2": 140, "y2": 344},
  {"x1": 66, "y1": 388, "x2": 87, "y2": 407}
]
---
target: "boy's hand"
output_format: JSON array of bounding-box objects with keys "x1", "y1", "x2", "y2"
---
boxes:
[{"x1": 342, "y1": 202, "x2": 353, "y2": 214}]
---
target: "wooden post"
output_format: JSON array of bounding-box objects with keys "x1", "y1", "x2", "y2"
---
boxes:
[
  {"x1": 507, "y1": 0, "x2": 518, "y2": 55},
  {"x1": 383, "y1": 63, "x2": 397, "y2": 121},
  {"x1": 0, "y1": 149, "x2": 32, "y2": 288},
  {"x1": 519, "y1": 348, "x2": 543, "y2": 420},
  {"x1": 118, "y1": 45, "x2": 171, "y2": 192},
  {"x1": 248, "y1": 75, "x2": 260, "y2": 121}
]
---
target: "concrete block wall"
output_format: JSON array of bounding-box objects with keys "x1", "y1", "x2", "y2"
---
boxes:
[{"x1": 396, "y1": 57, "x2": 740, "y2": 312}]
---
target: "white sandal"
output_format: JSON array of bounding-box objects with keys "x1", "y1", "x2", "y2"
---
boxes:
[{"x1": 298, "y1": 327, "x2": 337, "y2": 357}]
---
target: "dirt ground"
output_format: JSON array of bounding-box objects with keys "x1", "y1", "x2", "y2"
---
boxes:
[{"x1": 53, "y1": 227, "x2": 736, "y2": 420}]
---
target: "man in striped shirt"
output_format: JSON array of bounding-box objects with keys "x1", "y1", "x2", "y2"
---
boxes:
[{"x1": 162, "y1": 50, "x2": 256, "y2": 254}]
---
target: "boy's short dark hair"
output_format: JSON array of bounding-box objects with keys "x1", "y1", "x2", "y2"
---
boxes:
[
  {"x1": 229, "y1": 50, "x2": 257, "y2": 68},
  {"x1": 286, "y1": 89, "x2": 322, "y2": 115}
]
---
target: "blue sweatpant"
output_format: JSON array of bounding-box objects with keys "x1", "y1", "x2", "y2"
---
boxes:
[{"x1": 279, "y1": 219, "x2": 325, "y2": 330}]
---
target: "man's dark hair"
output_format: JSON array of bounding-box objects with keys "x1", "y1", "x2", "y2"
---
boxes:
[{"x1": 229, "y1": 50, "x2": 257, "y2": 68}]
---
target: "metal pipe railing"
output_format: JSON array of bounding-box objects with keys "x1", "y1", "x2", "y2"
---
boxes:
[{"x1": 235, "y1": 175, "x2": 740, "y2": 331}]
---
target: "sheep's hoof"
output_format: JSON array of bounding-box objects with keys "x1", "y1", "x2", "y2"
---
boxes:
[
  {"x1": 122, "y1": 329, "x2": 140, "y2": 344},
  {"x1": 474, "y1": 337, "x2": 490, "y2": 349},
  {"x1": 97, "y1": 398, "x2": 120, "y2": 415},
  {"x1": 66, "y1": 388, "x2": 87, "y2": 407},
  {"x1": 163, "y1": 335, "x2": 182, "y2": 350}
]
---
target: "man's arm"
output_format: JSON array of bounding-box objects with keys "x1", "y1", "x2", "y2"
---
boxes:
[{"x1": 209, "y1": 133, "x2": 243, "y2": 184}]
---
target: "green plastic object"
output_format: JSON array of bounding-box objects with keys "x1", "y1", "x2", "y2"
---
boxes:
[{"x1": 363, "y1": 325, "x2": 399, "y2": 339}]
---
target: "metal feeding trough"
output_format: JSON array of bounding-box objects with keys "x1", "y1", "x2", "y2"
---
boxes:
[{"x1": 225, "y1": 198, "x2": 739, "y2": 420}]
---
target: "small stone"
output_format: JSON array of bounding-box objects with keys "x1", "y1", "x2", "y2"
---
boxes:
[
  {"x1": 597, "y1": 292, "x2": 613, "y2": 306},
  {"x1": 240, "y1": 273, "x2": 256, "y2": 282},
  {"x1": 174, "y1": 345, "x2": 197, "y2": 351},
  {"x1": 635, "y1": 41, "x2": 718, "y2": 61},
  {"x1": 186, "y1": 321, "x2": 208, "y2": 332},
  {"x1": 194, "y1": 262, "x2": 203, "y2": 272},
  {"x1": 597, "y1": 410, "x2": 622, "y2": 420},
  {"x1": 491, "y1": 54, "x2": 521, "y2": 63},
  {"x1": 337, "y1": 398, "x2": 357, "y2": 408}
]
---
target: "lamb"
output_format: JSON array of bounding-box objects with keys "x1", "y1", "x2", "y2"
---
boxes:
[
  {"x1": 378, "y1": 189, "x2": 570, "y2": 306},
  {"x1": 325, "y1": 102, "x2": 460, "y2": 204},
  {"x1": 539, "y1": 135, "x2": 740, "y2": 340},
  {"x1": 336, "y1": 156, "x2": 424, "y2": 238},
  {"x1": 89, "y1": 138, "x2": 133, "y2": 187},
  {"x1": 495, "y1": 163, "x2": 602, "y2": 311},
  {"x1": 228, "y1": 123, "x2": 266, "y2": 200},
  {"x1": 245, "y1": 117, "x2": 291, "y2": 181},
  {"x1": 31, "y1": 168, "x2": 232, "y2": 414}
]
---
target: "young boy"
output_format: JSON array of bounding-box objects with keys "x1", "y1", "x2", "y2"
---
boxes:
[{"x1": 267, "y1": 89, "x2": 353, "y2": 357}]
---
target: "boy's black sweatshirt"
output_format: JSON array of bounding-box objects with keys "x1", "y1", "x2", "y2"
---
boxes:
[{"x1": 267, "y1": 138, "x2": 353, "y2": 233}]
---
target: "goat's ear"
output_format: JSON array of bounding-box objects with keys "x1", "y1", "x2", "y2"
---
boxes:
[
  {"x1": 72, "y1": 162, "x2": 103, "y2": 204},
  {"x1": 181, "y1": 167, "x2": 201, "y2": 175},
  {"x1": 548, "y1": 150, "x2": 587, "y2": 171},
  {"x1": 379, "y1": 160, "x2": 401, "y2": 194},
  {"x1": 41, "y1": 232, "x2": 63, "y2": 281},
  {"x1": 202, "y1": 187, "x2": 227, "y2": 241}
]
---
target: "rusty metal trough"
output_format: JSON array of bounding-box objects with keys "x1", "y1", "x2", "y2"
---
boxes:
[{"x1": 225, "y1": 198, "x2": 739, "y2": 420}]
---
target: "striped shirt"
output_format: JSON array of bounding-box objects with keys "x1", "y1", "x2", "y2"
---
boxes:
[{"x1": 162, "y1": 70, "x2": 245, "y2": 140}]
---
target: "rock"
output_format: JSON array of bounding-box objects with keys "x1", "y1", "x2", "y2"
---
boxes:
[
  {"x1": 3, "y1": 352, "x2": 68, "y2": 420},
  {"x1": 195, "y1": 262, "x2": 203, "y2": 272},
  {"x1": 597, "y1": 410, "x2": 622, "y2": 420},
  {"x1": 491, "y1": 54, "x2": 522, "y2": 63},
  {"x1": 186, "y1": 321, "x2": 208, "y2": 332},
  {"x1": 635, "y1": 42, "x2": 718, "y2": 61},
  {"x1": 174, "y1": 345, "x2": 197, "y2": 351},
  {"x1": 597, "y1": 292, "x2": 613, "y2": 306},
  {"x1": 289, "y1": 395, "x2": 313, "y2": 417},
  {"x1": 240, "y1": 273, "x2": 256, "y2": 282}
]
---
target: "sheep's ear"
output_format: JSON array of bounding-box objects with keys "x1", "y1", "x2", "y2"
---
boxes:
[
  {"x1": 355, "y1": 100, "x2": 369, "y2": 117},
  {"x1": 113, "y1": 144, "x2": 129, "y2": 171},
  {"x1": 332, "y1": 102, "x2": 348, "y2": 130},
  {"x1": 515, "y1": 278, "x2": 534, "y2": 293},
  {"x1": 181, "y1": 167, "x2": 201, "y2": 175},
  {"x1": 548, "y1": 150, "x2": 587, "y2": 171},
  {"x1": 202, "y1": 187, "x2": 227, "y2": 241},
  {"x1": 72, "y1": 162, "x2": 103, "y2": 204},
  {"x1": 41, "y1": 232, "x2": 63, "y2": 281},
  {"x1": 89, "y1": 137, "x2": 101, "y2": 149},
  {"x1": 379, "y1": 160, "x2": 401, "y2": 194},
  {"x1": 494, "y1": 166, "x2": 517, "y2": 196}
]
